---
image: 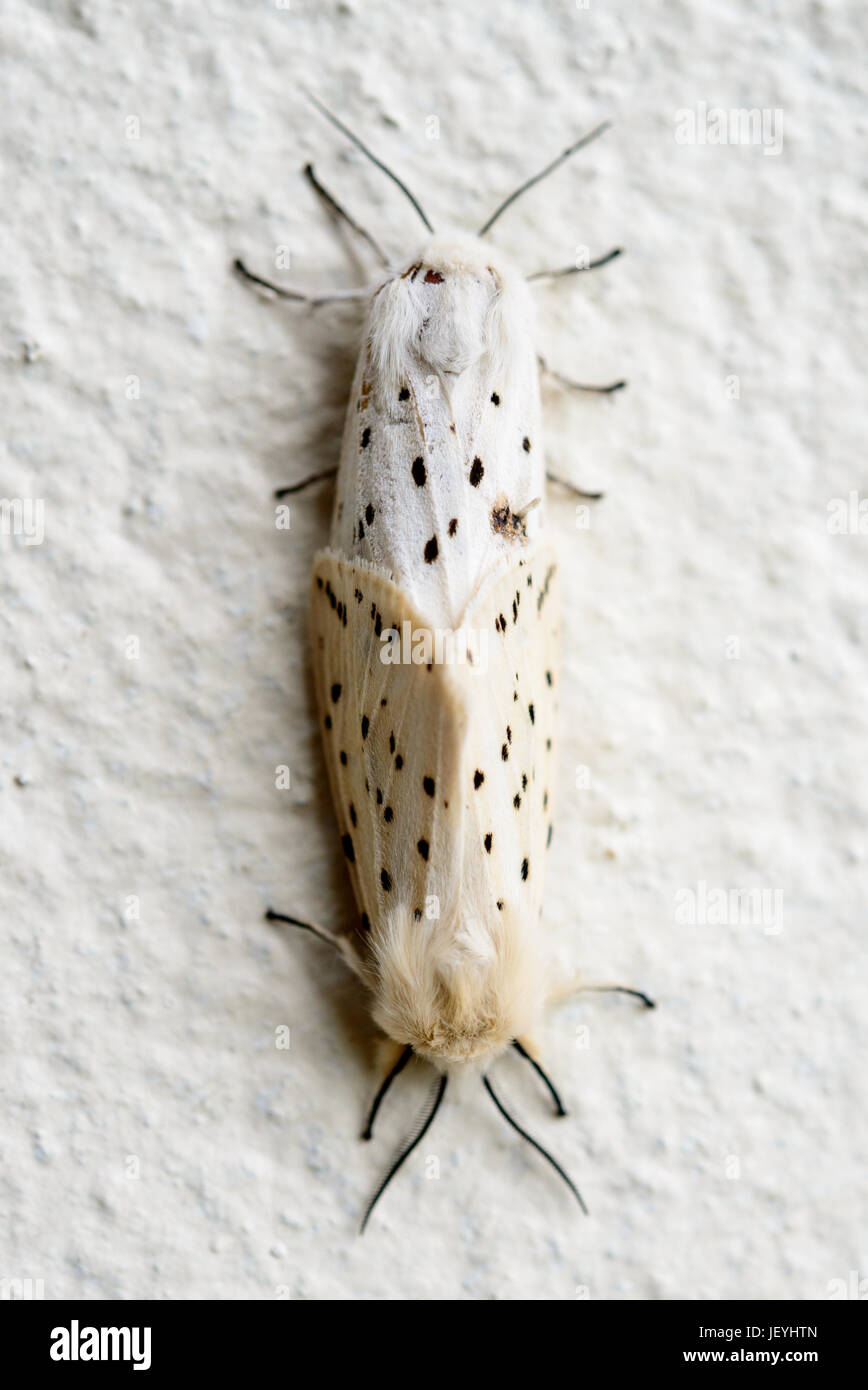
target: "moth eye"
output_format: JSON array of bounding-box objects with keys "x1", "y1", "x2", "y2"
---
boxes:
[{"x1": 423, "y1": 269, "x2": 444, "y2": 284}]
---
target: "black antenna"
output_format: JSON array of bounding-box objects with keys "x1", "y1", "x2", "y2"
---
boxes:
[
  {"x1": 360, "y1": 1074, "x2": 448, "y2": 1234},
  {"x1": 512, "y1": 1040, "x2": 567, "y2": 1117},
  {"x1": 483, "y1": 1075, "x2": 587, "y2": 1214},
  {"x1": 478, "y1": 121, "x2": 611, "y2": 237},
  {"x1": 362, "y1": 1045, "x2": 413, "y2": 1140},
  {"x1": 304, "y1": 88, "x2": 434, "y2": 234}
]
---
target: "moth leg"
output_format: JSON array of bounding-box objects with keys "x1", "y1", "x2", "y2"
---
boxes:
[
  {"x1": 527, "y1": 247, "x2": 622, "y2": 280},
  {"x1": 549, "y1": 975, "x2": 656, "y2": 1010},
  {"x1": 237, "y1": 160, "x2": 388, "y2": 308},
  {"x1": 538, "y1": 353, "x2": 626, "y2": 395},
  {"x1": 274, "y1": 467, "x2": 338, "y2": 499},
  {"x1": 304, "y1": 162, "x2": 390, "y2": 267},
  {"x1": 234, "y1": 257, "x2": 371, "y2": 306},
  {"x1": 579, "y1": 984, "x2": 656, "y2": 1009},
  {"x1": 545, "y1": 471, "x2": 604, "y2": 501},
  {"x1": 513, "y1": 1038, "x2": 567, "y2": 1117},
  {"x1": 361, "y1": 1040, "x2": 413, "y2": 1141},
  {"x1": 264, "y1": 907, "x2": 365, "y2": 978}
]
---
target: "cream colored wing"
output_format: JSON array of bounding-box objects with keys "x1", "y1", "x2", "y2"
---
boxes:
[
  {"x1": 453, "y1": 542, "x2": 561, "y2": 929},
  {"x1": 311, "y1": 551, "x2": 469, "y2": 942}
]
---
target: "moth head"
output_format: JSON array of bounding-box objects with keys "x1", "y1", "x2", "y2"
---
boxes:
[
  {"x1": 363, "y1": 903, "x2": 544, "y2": 1069},
  {"x1": 367, "y1": 231, "x2": 531, "y2": 395}
]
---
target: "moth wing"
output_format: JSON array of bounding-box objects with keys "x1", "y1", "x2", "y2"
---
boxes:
[
  {"x1": 311, "y1": 552, "x2": 468, "y2": 938},
  {"x1": 456, "y1": 542, "x2": 560, "y2": 925}
]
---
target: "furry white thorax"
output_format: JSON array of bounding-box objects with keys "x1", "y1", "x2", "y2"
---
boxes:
[{"x1": 368, "y1": 230, "x2": 534, "y2": 400}]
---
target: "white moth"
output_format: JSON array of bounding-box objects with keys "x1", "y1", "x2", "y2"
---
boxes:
[{"x1": 242, "y1": 97, "x2": 650, "y2": 1230}]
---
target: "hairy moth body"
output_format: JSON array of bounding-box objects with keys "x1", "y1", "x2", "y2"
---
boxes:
[
  {"x1": 244, "y1": 104, "x2": 639, "y2": 1223},
  {"x1": 311, "y1": 232, "x2": 559, "y2": 1069}
]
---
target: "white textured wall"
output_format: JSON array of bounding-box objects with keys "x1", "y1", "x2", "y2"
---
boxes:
[{"x1": 2, "y1": 0, "x2": 865, "y2": 1300}]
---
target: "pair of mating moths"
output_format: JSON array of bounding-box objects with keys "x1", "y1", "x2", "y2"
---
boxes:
[{"x1": 241, "y1": 98, "x2": 651, "y2": 1231}]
